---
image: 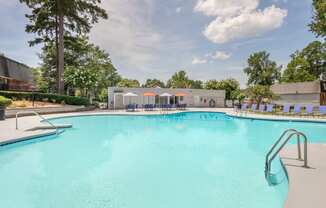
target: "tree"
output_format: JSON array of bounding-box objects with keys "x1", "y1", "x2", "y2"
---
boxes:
[
  {"x1": 244, "y1": 51, "x2": 282, "y2": 86},
  {"x1": 205, "y1": 79, "x2": 240, "y2": 100},
  {"x1": 216, "y1": 79, "x2": 240, "y2": 100},
  {"x1": 32, "y1": 67, "x2": 49, "y2": 93},
  {"x1": 282, "y1": 41, "x2": 326, "y2": 82},
  {"x1": 281, "y1": 52, "x2": 316, "y2": 83},
  {"x1": 64, "y1": 66, "x2": 98, "y2": 97},
  {"x1": 166, "y1": 70, "x2": 189, "y2": 88},
  {"x1": 309, "y1": 0, "x2": 326, "y2": 38},
  {"x1": 142, "y1": 79, "x2": 165, "y2": 88},
  {"x1": 188, "y1": 80, "x2": 203, "y2": 89},
  {"x1": 20, "y1": 0, "x2": 108, "y2": 94},
  {"x1": 230, "y1": 89, "x2": 246, "y2": 104},
  {"x1": 205, "y1": 79, "x2": 220, "y2": 90},
  {"x1": 117, "y1": 79, "x2": 140, "y2": 88},
  {"x1": 38, "y1": 36, "x2": 120, "y2": 95},
  {"x1": 246, "y1": 85, "x2": 275, "y2": 105}
]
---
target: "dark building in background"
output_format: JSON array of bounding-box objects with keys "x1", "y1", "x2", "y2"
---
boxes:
[{"x1": 0, "y1": 55, "x2": 35, "y2": 91}]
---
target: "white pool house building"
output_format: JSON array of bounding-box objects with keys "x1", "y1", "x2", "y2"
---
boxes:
[{"x1": 108, "y1": 87, "x2": 226, "y2": 109}]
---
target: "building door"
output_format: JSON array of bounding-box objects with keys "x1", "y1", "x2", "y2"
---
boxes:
[
  {"x1": 321, "y1": 81, "x2": 326, "y2": 105},
  {"x1": 321, "y1": 93, "x2": 326, "y2": 105},
  {"x1": 114, "y1": 94, "x2": 124, "y2": 109}
]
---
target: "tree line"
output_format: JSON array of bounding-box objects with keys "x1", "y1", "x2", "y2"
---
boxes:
[{"x1": 22, "y1": 0, "x2": 325, "y2": 103}]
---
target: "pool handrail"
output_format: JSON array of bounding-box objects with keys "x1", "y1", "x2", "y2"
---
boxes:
[
  {"x1": 16, "y1": 111, "x2": 59, "y2": 135},
  {"x1": 265, "y1": 129, "x2": 308, "y2": 180}
]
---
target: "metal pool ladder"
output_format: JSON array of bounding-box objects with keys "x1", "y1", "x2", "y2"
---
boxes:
[
  {"x1": 265, "y1": 129, "x2": 309, "y2": 179},
  {"x1": 16, "y1": 111, "x2": 59, "y2": 135}
]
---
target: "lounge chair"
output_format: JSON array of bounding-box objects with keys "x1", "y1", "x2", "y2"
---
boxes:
[
  {"x1": 126, "y1": 104, "x2": 136, "y2": 112},
  {"x1": 318, "y1": 106, "x2": 326, "y2": 116},
  {"x1": 259, "y1": 104, "x2": 265, "y2": 112},
  {"x1": 304, "y1": 105, "x2": 314, "y2": 116},
  {"x1": 293, "y1": 104, "x2": 302, "y2": 115},
  {"x1": 281, "y1": 104, "x2": 291, "y2": 115},
  {"x1": 241, "y1": 103, "x2": 248, "y2": 111},
  {"x1": 266, "y1": 104, "x2": 274, "y2": 113},
  {"x1": 251, "y1": 104, "x2": 257, "y2": 111}
]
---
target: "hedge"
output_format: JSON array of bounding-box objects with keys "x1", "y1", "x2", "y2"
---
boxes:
[
  {"x1": 0, "y1": 91, "x2": 90, "y2": 106},
  {"x1": 0, "y1": 96, "x2": 12, "y2": 107}
]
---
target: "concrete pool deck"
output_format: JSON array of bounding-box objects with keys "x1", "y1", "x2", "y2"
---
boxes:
[
  {"x1": 280, "y1": 144, "x2": 326, "y2": 208},
  {"x1": 0, "y1": 108, "x2": 325, "y2": 208}
]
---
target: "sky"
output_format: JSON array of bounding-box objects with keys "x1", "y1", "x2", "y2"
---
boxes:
[{"x1": 0, "y1": 0, "x2": 317, "y2": 86}]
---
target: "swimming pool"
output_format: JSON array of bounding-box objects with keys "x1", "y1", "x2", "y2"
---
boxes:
[{"x1": 0, "y1": 112, "x2": 325, "y2": 208}]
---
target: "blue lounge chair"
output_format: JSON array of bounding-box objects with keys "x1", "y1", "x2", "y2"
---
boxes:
[
  {"x1": 319, "y1": 106, "x2": 326, "y2": 116},
  {"x1": 282, "y1": 104, "x2": 291, "y2": 115},
  {"x1": 304, "y1": 105, "x2": 314, "y2": 116},
  {"x1": 241, "y1": 103, "x2": 248, "y2": 111},
  {"x1": 293, "y1": 104, "x2": 302, "y2": 115},
  {"x1": 266, "y1": 104, "x2": 274, "y2": 113},
  {"x1": 149, "y1": 104, "x2": 154, "y2": 111},
  {"x1": 126, "y1": 104, "x2": 136, "y2": 112},
  {"x1": 251, "y1": 104, "x2": 257, "y2": 111},
  {"x1": 259, "y1": 104, "x2": 265, "y2": 112}
]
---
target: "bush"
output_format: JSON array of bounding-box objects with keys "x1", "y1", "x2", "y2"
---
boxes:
[
  {"x1": 0, "y1": 91, "x2": 90, "y2": 106},
  {"x1": 0, "y1": 96, "x2": 12, "y2": 107}
]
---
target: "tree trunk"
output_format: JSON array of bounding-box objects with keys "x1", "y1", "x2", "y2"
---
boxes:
[
  {"x1": 55, "y1": 12, "x2": 59, "y2": 92},
  {"x1": 57, "y1": 1, "x2": 65, "y2": 94}
]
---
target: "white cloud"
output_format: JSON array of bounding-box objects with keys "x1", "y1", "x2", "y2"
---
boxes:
[
  {"x1": 192, "y1": 57, "x2": 207, "y2": 64},
  {"x1": 90, "y1": 0, "x2": 162, "y2": 68},
  {"x1": 194, "y1": 0, "x2": 259, "y2": 17},
  {"x1": 194, "y1": 0, "x2": 287, "y2": 44},
  {"x1": 210, "y1": 51, "x2": 231, "y2": 60},
  {"x1": 176, "y1": 7, "x2": 182, "y2": 13}
]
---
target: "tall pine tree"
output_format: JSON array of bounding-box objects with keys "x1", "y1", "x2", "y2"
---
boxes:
[{"x1": 20, "y1": 0, "x2": 108, "y2": 94}]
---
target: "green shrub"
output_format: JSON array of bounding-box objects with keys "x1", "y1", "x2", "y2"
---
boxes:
[
  {"x1": 0, "y1": 91, "x2": 90, "y2": 106},
  {"x1": 0, "y1": 96, "x2": 12, "y2": 107}
]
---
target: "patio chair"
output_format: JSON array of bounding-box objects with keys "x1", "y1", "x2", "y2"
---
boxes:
[
  {"x1": 318, "y1": 106, "x2": 326, "y2": 116},
  {"x1": 167, "y1": 104, "x2": 173, "y2": 110},
  {"x1": 241, "y1": 103, "x2": 248, "y2": 111},
  {"x1": 144, "y1": 104, "x2": 149, "y2": 111},
  {"x1": 251, "y1": 104, "x2": 257, "y2": 111},
  {"x1": 126, "y1": 104, "x2": 136, "y2": 112},
  {"x1": 293, "y1": 104, "x2": 302, "y2": 115},
  {"x1": 149, "y1": 104, "x2": 154, "y2": 111},
  {"x1": 281, "y1": 104, "x2": 291, "y2": 115},
  {"x1": 266, "y1": 104, "x2": 274, "y2": 113},
  {"x1": 304, "y1": 104, "x2": 314, "y2": 116},
  {"x1": 259, "y1": 104, "x2": 266, "y2": 112}
]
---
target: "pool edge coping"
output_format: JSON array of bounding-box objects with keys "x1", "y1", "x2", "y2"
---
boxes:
[{"x1": 1, "y1": 109, "x2": 326, "y2": 147}]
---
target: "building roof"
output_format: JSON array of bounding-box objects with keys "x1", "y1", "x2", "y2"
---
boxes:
[
  {"x1": 0, "y1": 55, "x2": 34, "y2": 83},
  {"x1": 271, "y1": 81, "x2": 321, "y2": 95}
]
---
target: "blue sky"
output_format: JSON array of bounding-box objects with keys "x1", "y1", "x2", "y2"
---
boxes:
[{"x1": 0, "y1": 0, "x2": 317, "y2": 86}]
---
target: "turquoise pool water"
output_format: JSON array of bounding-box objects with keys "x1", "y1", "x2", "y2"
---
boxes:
[{"x1": 0, "y1": 112, "x2": 325, "y2": 208}]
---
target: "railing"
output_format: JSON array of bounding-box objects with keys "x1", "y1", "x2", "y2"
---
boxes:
[
  {"x1": 16, "y1": 111, "x2": 59, "y2": 135},
  {"x1": 265, "y1": 129, "x2": 308, "y2": 179}
]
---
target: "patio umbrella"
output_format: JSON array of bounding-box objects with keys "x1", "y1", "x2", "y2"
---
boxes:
[
  {"x1": 123, "y1": 92, "x2": 138, "y2": 105},
  {"x1": 160, "y1": 93, "x2": 172, "y2": 104},
  {"x1": 143, "y1": 92, "x2": 156, "y2": 104},
  {"x1": 175, "y1": 92, "x2": 187, "y2": 97},
  {"x1": 175, "y1": 92, "x2": 187, "y2": 104}
]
